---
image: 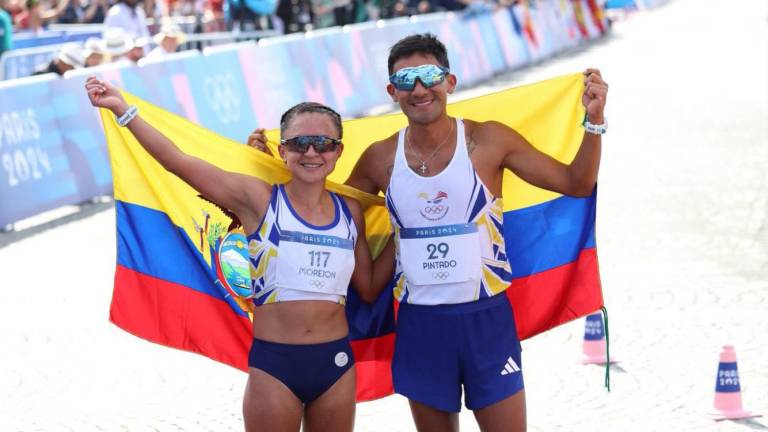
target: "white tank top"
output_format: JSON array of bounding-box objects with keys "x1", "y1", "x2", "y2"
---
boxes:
[
  {"x1": 385, "y1": 118, "x2": 513, "y2": 305},
  {"x1": 247, "y1": 184, "x2": 357, "y2": 305}
]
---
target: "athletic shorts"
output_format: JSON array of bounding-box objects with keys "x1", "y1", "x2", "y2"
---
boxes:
[
  {"x1": 392, "y1": 293, "x2": 524, "y2": 412},
  {"x1": 248, "y1": 336, "x2": 354, "y2": 404}
]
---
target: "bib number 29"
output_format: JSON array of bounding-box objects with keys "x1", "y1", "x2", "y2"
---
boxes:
[{"x1": 426, "y1": 242, "x2": 449, "y2": 260}]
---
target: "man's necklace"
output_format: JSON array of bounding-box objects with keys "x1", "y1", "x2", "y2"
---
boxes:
[{"x1": 405, "y1": 121, "x2": 455, "y2": 175}]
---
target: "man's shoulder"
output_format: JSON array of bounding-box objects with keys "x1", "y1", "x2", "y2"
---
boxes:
[
  {"x1": 463, "y1": 118, "x2": 515, "y2": 139},
  {"x1": 360, "y1": 133, "x2": 398, "y2": 160}
]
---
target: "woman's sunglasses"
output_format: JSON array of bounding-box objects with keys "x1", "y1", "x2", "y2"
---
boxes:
[
  {"x1": 389, "y1": 64, "x2": 450, "y2": 91},
  {"x1": 280, "y1": 135, "x2": 342, "y2": 153}
]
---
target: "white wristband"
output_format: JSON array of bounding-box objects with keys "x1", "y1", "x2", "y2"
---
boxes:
[
  {"x1": 116, "y1": 105, "x2": 139, "y2": 127},
  {"x1": 583, "y1": 117, "x2": 607, "y2": 135}
]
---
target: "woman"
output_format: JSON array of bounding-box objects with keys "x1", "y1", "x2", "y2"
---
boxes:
[{"x1": 85, "y1": 77, "x2": 394, "y2": 432}]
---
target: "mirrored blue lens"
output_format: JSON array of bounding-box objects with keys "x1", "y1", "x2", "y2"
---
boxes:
[{"x1": 389, "y1": 65, "x2": 449, "y2": 91}]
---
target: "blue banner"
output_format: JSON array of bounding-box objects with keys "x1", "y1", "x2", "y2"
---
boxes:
[{"x1": 0, "y1": 77, "x2": 78, "y2": 225}]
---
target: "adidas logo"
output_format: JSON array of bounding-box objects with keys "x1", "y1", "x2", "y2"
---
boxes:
[{"x1": 500, "y1": 356, "x2": 520, "y2": 376}]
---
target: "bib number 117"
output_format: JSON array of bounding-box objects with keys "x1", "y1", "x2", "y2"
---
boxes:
[
  {"x1": 427, "y1": 242, "x2": 449, "y2": 260},
  {"x1": 308, "y1": 251, "x2": 331, "y2": 267}
]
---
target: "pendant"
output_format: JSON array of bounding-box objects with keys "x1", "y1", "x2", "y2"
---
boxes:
[{"x1": 419, "y1": 162, "x2": 427, "y2": 175}]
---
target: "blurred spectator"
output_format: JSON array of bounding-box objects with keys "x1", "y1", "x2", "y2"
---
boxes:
[
  {"x1": 56, "y1": 0, "x2": 111, "y2": 24},
  {"x1": 227, "y1": 0, "x2": 277, "y2": 31},
  {"x1": 331, "y1": 0, "x2": 353, "y2": 26},
  {"x1": 146, "y1": 21, "x2": 186, "y2": 58},
  {"x1": 33, "y1": 42, "x2": 84, "y2": 75},
  {"x1": 83, "y1": 36, "x2": 107, "y2": 66},
  {"x1": 1, "y1": 0, "x2": 13, "y2": 54},
  {"x1": 125, "y1": 35, "x2": 147, "y2": 61},
  {"x1": 310, "y1": 0, "x2": 333, "y2": 28},
  {"x1": 102, "y1": 26, "x2": 134, "y2": 60},
  {"x1": 103, "y1": 0, "x2": 151, "y2": 39},
  {"x1": 275, "y1": 0, "x2": 311, "y2": 33},
  {"x1": 171, "y1": 0, "x2": 203, "y2": 17},
  {"x1": 143, "y1": 0, "x2": 162, "y2": 21},
  {"x1": 204, "y1": 0, "x2": 226, "y2": 31},
  {"x1": 15, "y1": 0, "x2": 44, "y2": 31},
  {"x1": 310, "y1": 0, "x2": 354, "y2": 28}
]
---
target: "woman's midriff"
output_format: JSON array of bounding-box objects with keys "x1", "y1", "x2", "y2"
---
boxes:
[{"x1": 251, "y1": 300, "x2": 349, "y2": 344}]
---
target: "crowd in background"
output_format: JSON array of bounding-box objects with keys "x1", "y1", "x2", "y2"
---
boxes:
[
  {"x1": 1, "y1": 0, "x2": 547, "y2": 41},
  {"x1": 1, "y1": 0, "x2": 607, "y2": 78}
]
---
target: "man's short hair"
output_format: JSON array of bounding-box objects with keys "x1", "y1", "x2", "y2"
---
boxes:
[{"x1": 387, "y1": 33, "x2": 450, "y2": 74}]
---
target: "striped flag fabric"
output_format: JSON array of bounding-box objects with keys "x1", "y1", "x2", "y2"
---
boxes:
[{"x1": 103, "y1": 72, "x2": 602, "y2": 401}]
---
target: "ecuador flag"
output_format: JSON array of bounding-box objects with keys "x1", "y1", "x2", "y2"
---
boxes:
[{"x1": 104, "y1": 72, "x2": 602, "y2": 401}]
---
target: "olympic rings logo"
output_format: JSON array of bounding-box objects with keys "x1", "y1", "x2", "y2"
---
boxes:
[
  {"x1": 432, "y1": 271, "x2": 449, "y2": 280},
  {"x1": 310, "y1": 280, "x2": 326, "y2": 289},
  {"x1": 419, "y1": 204, "x2": 449, "y2": 221},
  {"x1": 203, "y1": 73, "x2": 241, "y2": 124},
  {"x1": 423, "y1": 205, "x2": 445, "y2": 214}
]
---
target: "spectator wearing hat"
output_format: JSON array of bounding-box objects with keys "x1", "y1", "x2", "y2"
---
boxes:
[
  {"x1": 125, "y1": 36, "x2": 147, "y2": 62},
  {"x1": 102, "y1": 27, "x2": 135, "y2": 62},
  {"x1": 33, "y1": 42, "x2": 84, "y2": 75},
  {"x1": 83, "y1": 37, "x2": 107, "y2": 66},
  {"x1": 146, "y1": 22, "x2": 187, "y2": 59}
]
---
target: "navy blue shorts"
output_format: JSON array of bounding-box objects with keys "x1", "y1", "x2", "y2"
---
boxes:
[
  {"x1": 248, "y1": 336, "x2": 354, "y2": 404},
  {"x1": 392, "y1": 293, "x2": 524, "y2": 412}
]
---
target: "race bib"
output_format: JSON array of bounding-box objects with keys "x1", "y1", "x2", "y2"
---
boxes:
[
  {"x1": 399, "y1": 223, "x2": 481, "y2": 286},
  {"x1": 276, "y1": 230, "x2": 355, "y2": 296}
]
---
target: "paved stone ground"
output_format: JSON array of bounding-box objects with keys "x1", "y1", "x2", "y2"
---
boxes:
[{"x1": 1, "y1": 0, "x2": 767, "y2": 430}]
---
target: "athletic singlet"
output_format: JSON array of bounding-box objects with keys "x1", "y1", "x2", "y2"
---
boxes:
[
  {"x1": 385, "y1": 118, "x2": 513, "y2": 305},
  {"x1": 247, "y1": 184, "x2": 357, "y2": 305}
]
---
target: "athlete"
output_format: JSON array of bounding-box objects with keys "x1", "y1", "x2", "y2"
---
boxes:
[
  {"x1": 85, "y1": 77, "x2": 395, "y2": 432},
  {"x1": 343, "y1": 34, "x2": 608, "y2": 431}
]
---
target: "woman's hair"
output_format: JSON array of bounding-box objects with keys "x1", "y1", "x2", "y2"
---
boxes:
[
  {"x1": 280, "y1": 102, "x2": 343, "y2": 139},
  {"x1": 387, "y1": 33, "x2": 449, "y2": 74}
]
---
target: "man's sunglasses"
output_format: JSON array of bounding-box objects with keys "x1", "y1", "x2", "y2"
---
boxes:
[
  {"x1": 389, "y1": 64, "x2": 450, "y2": 91},
  {"x1": 280, "y1": 135, "x2": 342, "y2": 153}
]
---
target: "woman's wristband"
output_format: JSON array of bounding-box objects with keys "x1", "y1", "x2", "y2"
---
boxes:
[{"x1": 116, "y1": 105, "x2": 139, "y2": 127}]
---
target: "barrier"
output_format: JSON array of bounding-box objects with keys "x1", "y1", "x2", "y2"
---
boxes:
[
  {"x1": 12, "y1": 29, "x2": 103, "y2": 50},
  {"x1": 0, "y1": 30, "x2": 278, "y2": 81},
  {"x1": 1, "y1": 44, "x2": 66, "y2": 80},
  {"x1": 0, "y1": 2, "x2": 608, "y2": 228}
]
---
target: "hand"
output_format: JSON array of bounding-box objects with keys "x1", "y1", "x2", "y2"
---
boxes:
[
  {"x1": 247, "y1": 128, "x2": 272, "y2": 155},
  {"x1": 582, "y1": 68, "x2": 608, "y2": 124},
  {"x1": 84, "y1": 76, "x2": 128, "y2": 115}
]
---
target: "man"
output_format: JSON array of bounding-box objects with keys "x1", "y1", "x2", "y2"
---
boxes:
[
  {"x1": 250, "y1": 33, "x2": 607, "y2": 432},
  {"x1": 349, "y1": 34, "x2": 606, "y2": 432}
]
